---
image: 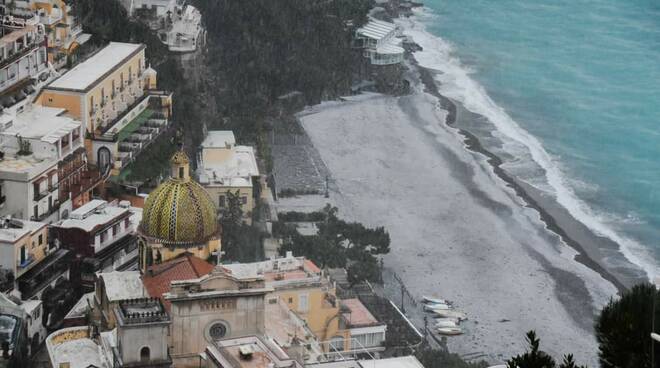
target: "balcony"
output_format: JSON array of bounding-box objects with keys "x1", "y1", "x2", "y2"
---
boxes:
[
  {"x1": 30, "y1": 200, "x2": 60, "y2": 222},
  {"x1": 17, "y1": 255, "x2": 34, "y2": 270},
  {"x1": 16, "y1": 248, "x2": 70, "y2": 300},
  {"x1": 69, "y1": 164, "x2": 104, "y2": 200}
]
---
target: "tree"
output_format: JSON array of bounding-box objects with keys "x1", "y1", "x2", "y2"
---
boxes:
[
  {"x1": 219, "y1": 191, "x2": 264, "y2": 262},
  {"x1": 595, "y1": 283, "x2": 660, "y2": 368},
  {"x1": 559, "y1": 355, "x2": 587, "y2": 368},
  {"x1": 506, "y1": 331, "x2": 556, "y2": 368}
]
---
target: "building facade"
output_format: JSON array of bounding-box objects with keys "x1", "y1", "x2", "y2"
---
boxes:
[
  {"x1": 197, "y1": 131, "x2": 260, "y2": 219},
  {"x1": 0, "y1": 15, "x2": 48, "y2": 97},
  {"x1": 51, "y1": 199, "x2": 140, "y2": 291},
  {"x1": 36, "y1": 42, "x2": 173, "y2": 177}
]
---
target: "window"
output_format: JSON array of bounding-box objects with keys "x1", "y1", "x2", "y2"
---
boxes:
[
  {"x1": 288, "y1": 297, "x2": 293, "y2": 304},
  {"x1": 179, "y1": 167, "x2": 184, "y2": 179},
  {"x1": 140, "y1": 347, "x2": 150, "y2": 363},
  {"x1": 112, "y1": 223, "x2": 120, "y2": 236},
  {"x1": 124, "y1": 218, "x2": 130, "y2": 228},
  {"x1": 219, "y1": 195, "x2": 226, "y2": 208},
  {"x1": 100, "y1": 230, "x2": 107, "y2": 243},
  {"x1": 299, "y1": 293, "x2": 309, "y2": 312},
  {"x1": 38, "y1": 234, "x2": 43, "y2": 245},
  {"x1": 241, "y1": 196, "x2": 248, "y2": 205},
  {"x1": 208, "y1": 322, "x2": 227, "y2": 340}
]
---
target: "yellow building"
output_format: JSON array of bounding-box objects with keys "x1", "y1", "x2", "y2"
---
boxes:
[
  {"x1": 137, "y1": 151, "x2": 221, "y2": 272},
  {"x1": 0, "y1": 219, "x2": 49, "y2": 282},
  {"x1": 31, "y1": 0, "x2": 90, "y2": 68},
  {"x1": 0, "y1": 218, "x2": 72, "y2": 300},
  {"x1": 224, "y1": 253, "x2": 354, "y2": 352},
  {"x1": 197, "y1": 131, "x2": 260, "y2": 220},
  {"x1": 36, "y1": 42, "x2": 172, "y2": 177}
]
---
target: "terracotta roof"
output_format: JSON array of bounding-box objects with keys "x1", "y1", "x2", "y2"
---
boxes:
[
  {"x1": 341, "y1": 298, "x2": 380, "y2": 327},
  {"x1": 142, "y1": 253, "x2": 214, "y2": 310},
  {"x1": 304, "y1": 259, "x2": 321, "y2": 273}
]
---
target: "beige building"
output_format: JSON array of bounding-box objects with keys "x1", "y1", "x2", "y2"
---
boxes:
[
  {"x1": 224, "y1": 253, "x2": 386, "y2": 353},
  {"x1": 37, "y1": 42, "x2": 173, "y2": 177},
  {"x1": 0, "y1": 217, "x2": 70, "y2": 300},
  {"x1": 162, "y1": 266, "x2": 272, "y2": 366},
  {"x1": 197, "y1": 131, "x2": 260, "y2": 219}
]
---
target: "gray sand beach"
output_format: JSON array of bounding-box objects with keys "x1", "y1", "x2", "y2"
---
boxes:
[{"x1": 286, "y1": 87, "x2": 618, "y2": 365}]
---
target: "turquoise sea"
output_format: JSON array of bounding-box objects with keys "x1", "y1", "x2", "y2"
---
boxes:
[{"x1": 415, "y1": 0, "x2": 660, "y2": 278}]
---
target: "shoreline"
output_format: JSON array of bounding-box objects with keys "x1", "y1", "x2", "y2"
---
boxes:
[{"x1": 411, "y1": 59, "x2": 630, "y2": 293}]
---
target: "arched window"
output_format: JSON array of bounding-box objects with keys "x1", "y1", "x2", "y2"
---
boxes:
[
  {"x1": 140, "y1": 346, "x2": 150, "y2": 363},
  {"x1": 97, "y1": 147, "x2": 112, "y2": 176}
]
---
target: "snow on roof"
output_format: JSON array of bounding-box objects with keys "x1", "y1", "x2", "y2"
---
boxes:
[
  {"x1": 65, "y1": 292, "x2": 94, "y2": 319},
  {"x1": 57, "y1": 200, "x2": 129, "y2": 232},
  {"x1": 46, "y1": 327, "x2": 111, "y2": 368},
  {"x1": 376, "y1": 42, "x2": 404, "y2": 55},
  {"x1": 357, "y1": 356, "x2": 425, "y2": 368},
  {"x1": 357, "y1": 19, "x2": 396, "y2": 40},
  {"x1": 201, "y1": 131, "x2": 236, "y2": 149},
  {"x1": 198, "y1": 145, "x2": 259, "y2": 187},
  {"x1": 0, "y1": 106, "x2": 80, "y2": 144},
  {"x1": 47, "y1": 42, "x2": 144, "y2": 91},
  {"x1": 98, "y1": 271, "x2": 146, "y2": 302},
  {"x1": 0, "y1": 219, "x2": 46, "y2": 243}
]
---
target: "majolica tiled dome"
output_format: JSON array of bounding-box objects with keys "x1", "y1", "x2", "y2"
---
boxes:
[{"x1": 139, "y1": 151, "x2": 218, "y2": 246}]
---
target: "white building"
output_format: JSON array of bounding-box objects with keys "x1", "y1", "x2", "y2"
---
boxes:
[
  {"x1": 162, "y1": 4, "x2": 204, "y2": 53},
  {"x1": 0, "y1": 293, "x2": 46, "y2": 356},
  {"x1": 354, "y1": 19, "x2": 404, "y2": 65},
  {"x1": 52, "y1": 200, "x2": 141, "y2": 291},
  {"x1": 0, "y1": 15, "x2": 48, "y2": 99},
  {"x1": 0, "y1": 105, "x2": 83, "y2": 222},
  {"x1": 197, "y1": 131, "x2": 259, "y2": 217}
]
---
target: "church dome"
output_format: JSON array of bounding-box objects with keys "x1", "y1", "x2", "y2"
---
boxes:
[{"x1": 139, "y1": 151, "x2": 218, "y2": 246}]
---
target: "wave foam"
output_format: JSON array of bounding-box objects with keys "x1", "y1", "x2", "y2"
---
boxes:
[{"x1": 398, "y1": 8, "x2": 659, "y2": 280}]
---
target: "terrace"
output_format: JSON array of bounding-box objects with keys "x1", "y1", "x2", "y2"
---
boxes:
[{"x1": 16, "y1": 248, "x2": 69, "y2": 299}]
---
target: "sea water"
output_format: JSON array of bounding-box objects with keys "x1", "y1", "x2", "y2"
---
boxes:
[{"x1": 413, "y1": 0, "x2": 660, "y2": 278}]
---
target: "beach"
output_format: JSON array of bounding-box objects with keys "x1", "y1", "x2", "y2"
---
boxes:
[{"x1": 283, "y1": 71, "x2": 620, "y2": 364}]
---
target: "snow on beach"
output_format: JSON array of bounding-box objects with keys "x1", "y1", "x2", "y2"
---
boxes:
[{"x1": 294, "y1": 90, "x2": 617, "y2": 365}]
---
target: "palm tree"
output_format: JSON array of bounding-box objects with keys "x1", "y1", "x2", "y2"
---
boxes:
[{"x1": 595, "y1": 283, "x2": 660, "y2": 368}]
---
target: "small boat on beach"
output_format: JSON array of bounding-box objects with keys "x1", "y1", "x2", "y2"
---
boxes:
[
  {"x1": 423, "y1": 296, "x2": 451, "y2": 305},
  {"x1": 434, "y1": 317, "x2": 460, "y2": 324},
  {"x1": 435, "y1": 320, "x2": 458, "y2": 328},
  {"x1": 424, "y1": 303, "x2": 451, "y2": 311},
  {"x1": 437, "y1": 327, "x2": 463, "y2": 335},
  {"x1": 432, "y1": 309, "x2": 467, "y2": 320}
]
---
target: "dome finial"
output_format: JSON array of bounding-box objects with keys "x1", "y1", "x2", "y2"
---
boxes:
[{"x1": 170, "y1": 150, "x2": 190, "y2": 181}]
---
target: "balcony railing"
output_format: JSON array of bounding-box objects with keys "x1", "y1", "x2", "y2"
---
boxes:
[
  {"x1": 30, "y1": 200, "x2": 60, "y2": 222},
  {"x1": 17, "y1": 255, "x2": 34, "y2": 269},
  {"x1": 16, "y1": 249, "x2": 70, "y2": 300}
]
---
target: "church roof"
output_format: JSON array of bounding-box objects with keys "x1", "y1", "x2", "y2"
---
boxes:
[
  {"x1": 143, "y1": 254, "x2": 214, "y2": 310},
  {"x1": 139, "y1": 152, "x2": 218, "y2": 245}
]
